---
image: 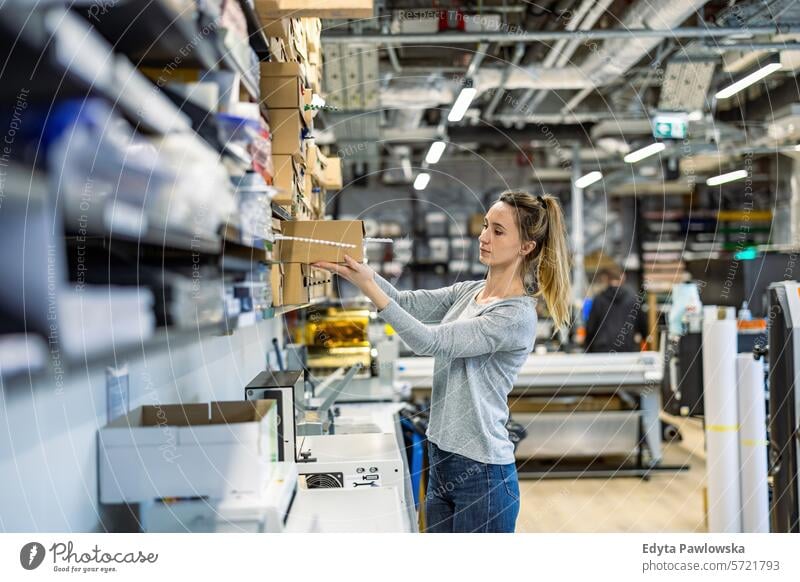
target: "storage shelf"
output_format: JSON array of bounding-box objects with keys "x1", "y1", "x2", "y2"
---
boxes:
[
  {"x1": 0, "y1": 5, "x2": 190, "y2": 134},
  {"x1": 274, "y1": 297, "x2": 328, "y2": 316},
  {"x1": 271, "y1": 203, "x2": 292, "y2": 221},
  {"x1": 217, "y1": 37, "x2": 260, "y2": 100},
  {"x1": 4, "y1": 321, "x2": 226, "y2": 390},
  {"x1": 77, "y1": 0, "x2": 219, "y2": 70},
  {"x1": 238, "y1": 0, "x2": 270, "y2": 59}
]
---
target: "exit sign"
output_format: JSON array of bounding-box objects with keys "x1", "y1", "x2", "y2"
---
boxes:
[{"x1": 652, "y1": 113, "x2": 688, "y2": 140}]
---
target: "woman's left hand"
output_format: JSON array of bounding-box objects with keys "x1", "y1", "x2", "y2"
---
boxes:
[{"x1": 313, "y1": 255, "x2": 376, "y2": 291}]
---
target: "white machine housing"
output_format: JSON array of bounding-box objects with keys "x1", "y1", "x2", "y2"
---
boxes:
[
  {"x1": 140, "y1": 462, "x2": 298, "y2": 533},
  {"x1": 296, "y1": 433, "x2": 405, "y2": 491},
  {"x1": 245, "y1": 370, "x2": 303, "y2": 462}
]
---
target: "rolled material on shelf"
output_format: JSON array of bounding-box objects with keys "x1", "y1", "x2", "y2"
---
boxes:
[
  {"x1": 702, "y1": 308, "x2": 742, "y2": 533},
  {"x1": 736, "y1": 354, "x2": 770, "y2": 533}
]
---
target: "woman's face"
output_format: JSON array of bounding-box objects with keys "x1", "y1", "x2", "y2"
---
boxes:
[{"x1": 478, "y1": 201, "x2": 534, "y2": 268}]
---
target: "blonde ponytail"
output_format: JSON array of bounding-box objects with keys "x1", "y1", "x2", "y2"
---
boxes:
[
  {"x1": 537, "y1": 195, "x2": 573, "y2": 329},
  {"x1": 498, "y1": 191, "x2": 573, "y2": 330}
]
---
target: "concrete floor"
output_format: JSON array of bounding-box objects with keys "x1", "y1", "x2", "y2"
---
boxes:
[{"x1": 516, "y1": 416, "x2": 708, "y2": 533}]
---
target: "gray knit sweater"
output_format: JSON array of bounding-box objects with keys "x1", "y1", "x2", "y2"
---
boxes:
[{"x1": 374, "y1": 274, "x2": 537, "y2": 464}]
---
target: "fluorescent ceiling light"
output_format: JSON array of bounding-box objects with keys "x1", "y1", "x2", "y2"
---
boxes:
[
  {"x1": 706, "y1": 170, "x2": 748, "y2": 186},
  {"x1": 574, "y1": 171, "x2": 603, "y2": 189},
  {"x1": 624, "y1": 142, "x2": 666, "y2": 164},
  {"x1": 425, "y1": 141, "x2": 447, "y2": 164},
  {"x1": 715, "y1": 62, "x2": 782, "y2": 99},
  {"x1": 447, "y1": 88, "x2": 477, "y2": 122},
  {"x1": 413, "y1": 173, "x2": 430, "y2": 190},
  {"x1": 793, "y1": 144, "x2": 800, "y2": 151}
]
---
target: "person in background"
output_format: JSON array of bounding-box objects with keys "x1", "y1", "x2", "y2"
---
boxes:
[
  {"x1": 314, "y1": 191, "x2": 572, "y2": 533},
  {"x1": 585, "y1": 264, "x2": 649, "y2": 352}
]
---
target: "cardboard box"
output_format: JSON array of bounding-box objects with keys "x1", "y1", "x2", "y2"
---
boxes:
[
  {"x1": 283, "y1": 264, "x2": 332, "y2": 304},
  {"x1": 283, "y1": 263, "x2": 308, "y2": 304},
  {"x1": 319, "y1": 156, "x2": 343, "y2": 189},
  {"x1": 255, "y1": 0, "x2": 373, "y2": 19},
  {"x1": 280, "y1": 220, "x2": 364, "y2": 263},
  {"x1": 270, "y1": 109, "x2": 306, "y2": 158},
  {"x1": 306, "y1": 143, "x2": 323, "y2": 180},
  {"x1": 271, "y1": 154, "x2": 303, "y2": 204},
  {"x1": 271, "y1": 263, "x2": 284, "y2": 307},
  {"x1": 99, "y1": 400, "x2": 278, "y2": 504},
  {"x1": 268, "y1": 37, "x2": 290, "y2": 62},
  {"x1": 262, "y1": 75, "x2": 304, "y2": 109},
  {"x1": 261, "y1": 61, "x2": 306, "y2": 79},
  {"x1": 303, "y1": 18, "x2": 321, "y2": 53},
  {"x1": 261, "y1": 17, "x2": 295, "y2": 42}
]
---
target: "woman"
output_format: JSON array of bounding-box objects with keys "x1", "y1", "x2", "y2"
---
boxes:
[{"x1": 314, "y1": 191, "x2": 572, "y2": 533}]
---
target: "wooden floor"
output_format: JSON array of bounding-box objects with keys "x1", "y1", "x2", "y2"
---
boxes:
[{"x1": 516, "y1": 416, "x2": 708, "y2": 533}]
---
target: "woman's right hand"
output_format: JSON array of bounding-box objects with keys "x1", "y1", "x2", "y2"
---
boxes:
[{"x1": 313, "y1": 255, "x2": 376, "y2": 292}]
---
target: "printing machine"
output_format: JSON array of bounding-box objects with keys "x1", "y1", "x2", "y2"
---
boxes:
[
  {"x1": 285, "y1": 487, "x2": 407, "y2": 533},
  {"x1": 767, "y1": 281, "x2": 800, "y2": 533},
  {"x1": 140, "y1": 462, "x2": 299, "y2": 533},
  {"x1": 140, "y1": 461, "x2": 410, "y2": 533},
  {"x1": 399, "y1": 351, "x2": 681, "y2": 478}
]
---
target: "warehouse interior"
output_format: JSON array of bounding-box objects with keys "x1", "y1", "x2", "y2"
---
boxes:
[{"x1": 1, "y1": 0, "x2": 799, "y2": 535}]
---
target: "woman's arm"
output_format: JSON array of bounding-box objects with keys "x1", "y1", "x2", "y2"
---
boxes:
[
  {"x1": 315, "y1": 256, "x2": 466, "y2": 323},
  {"x1": 376, "y1": 299, "x2": 534, "y2": 359},
  {"x1": 313, "y1": 255, "x2": 533, "y2": 359},
  {"x1": 374, "y1": 273, "x2": 465, "y2": 323}
]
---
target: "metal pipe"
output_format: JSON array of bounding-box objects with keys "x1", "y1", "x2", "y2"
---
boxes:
[
  {"x1": 321, "y1": 26, "x2": 786, "y2": 44},
  {"x1": 483, "y1": 42, "x2": 526, "y2": 119},
  {"x1": 382, "y1": 21, "x2": 402, "y2": 73},
  {"x1": 465, "y1": 42, "x2": 490, "y2": 78},
  {"x1": 704, "y1": 42, "x2": 800, "y2": 51},
  {"x1": 561, "y1": 86, "x2": 594, "y2": 114},
  {"x1": 498, "y1": 0, "x2": 605, "y2": 119}
]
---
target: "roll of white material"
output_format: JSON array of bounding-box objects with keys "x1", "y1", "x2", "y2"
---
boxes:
[
  {"x1": 702, "y1": 309, "x2": 742, "y2": 533},
  {"x1": 736, "y1": 354, "x2": 770, "y2": 533}
]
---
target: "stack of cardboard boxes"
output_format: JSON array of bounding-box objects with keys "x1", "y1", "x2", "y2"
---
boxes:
[
  {"x1": 255, "y1": 2, "x2": 370, "y2": 307},
  {"x1": 260, "y1": 62, "x2": 342, "y2": 222},
  {"x1": 260, "y1": 62, "x2": 315, "y2": 220}
]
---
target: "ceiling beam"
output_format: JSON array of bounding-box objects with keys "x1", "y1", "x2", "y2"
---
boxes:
[{"x1": 322, "y1": 27, "x2": 788, "y2": 44}]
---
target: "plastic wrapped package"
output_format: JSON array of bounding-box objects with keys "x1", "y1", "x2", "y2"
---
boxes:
[
  {"x1": 217, "y1": 111, "x2": 273, "y2": 181},
  {"x1": 250, "y1": 117, "x2": 273, "y2": 181},
  {"x1": 232, "y1": 172, "x2": 277, "y2": 247},
  {"x1": 48, "y1": 99, "x2": 172, "y2": 238},
  {"x1": 149, "y1": 132, "x2": 237, "y2": 239}
]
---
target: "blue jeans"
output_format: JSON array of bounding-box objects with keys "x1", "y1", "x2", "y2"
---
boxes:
[{"x1": 425, "y1": 441, "x2": 520, "y2": 533}]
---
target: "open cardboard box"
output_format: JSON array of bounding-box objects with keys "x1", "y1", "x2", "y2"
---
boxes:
[
  {"x1": 261, "y1": 17, "x2": 298, "y2": 43},
  {"x1": 99, "y1": 400, "x2": 277, "y2": 504},
  {"x1": 279, "y1": 220, "x2": 364, "y2": 263}
]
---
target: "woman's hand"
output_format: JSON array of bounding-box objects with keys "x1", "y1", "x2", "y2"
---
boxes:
[
  {"x1": 313, "y1": 255, "x2": 390, "y2": 310},
  {"x1": 313, "y1": 254, "x2": 376, "y2": 291}
]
